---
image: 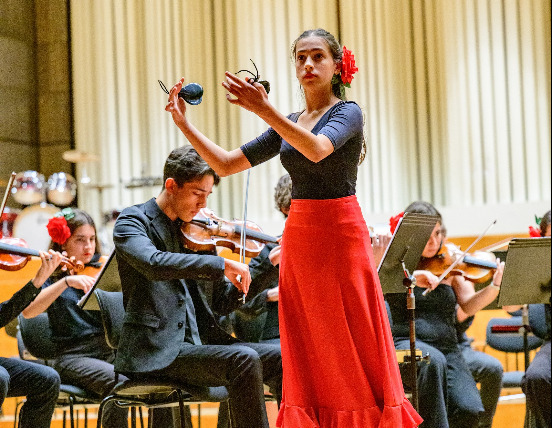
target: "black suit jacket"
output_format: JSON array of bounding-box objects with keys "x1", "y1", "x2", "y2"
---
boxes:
[{"x1": 113, "y1": 198, "x2": 241, "y2": 374}]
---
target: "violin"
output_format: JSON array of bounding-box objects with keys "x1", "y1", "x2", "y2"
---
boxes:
[
  {"x1": 418, "y1": 242, "x2": 497, "y2": 284},
  {"x1": 0, "y1": 238, "x2": 85, "y2": 272},
  {"x1": 181, "y1": 208, "x2": 278, "y2": 258},
  {"x1": 77, "y1": 254, "x2": 110, "y2": 278}
]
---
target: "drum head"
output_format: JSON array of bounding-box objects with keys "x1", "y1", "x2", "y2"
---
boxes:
[
  {"x1": 11, "y1": 170, "x2": 46, "y2": 205},
  {"x1": 47, "y1": 172, "x2": 77, "y2": 206},
  {"x1": 13, "y1": 203, "x2": 59, "y2": 251}
]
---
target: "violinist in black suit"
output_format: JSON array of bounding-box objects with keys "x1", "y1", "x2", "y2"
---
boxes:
[{"x1": 113, "y1": 145, "x2": 282, "y2": 428}]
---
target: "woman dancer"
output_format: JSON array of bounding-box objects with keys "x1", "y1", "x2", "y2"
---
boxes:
[{"x1": 166, "y1": 28, "x2": 421, "y2": 427}]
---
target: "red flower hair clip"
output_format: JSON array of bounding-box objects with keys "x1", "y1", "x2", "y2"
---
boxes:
[
  {"x1": 528, "y1": 225, "x2": 541, "y2": 238},
  {"x1": 46, "y1": 208, "x2": 74, "y2": 245},
  {"x1": 340, "y1": 46, "x2": 358, "y2": 87},
  {"x1": 389, "y1": 212, "x2": 405, "y2": 235}
]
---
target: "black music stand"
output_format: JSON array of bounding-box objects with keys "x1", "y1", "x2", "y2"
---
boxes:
[
  {"x1": 377, "y1": 212, "x2": 439, "y2": 411},
  {"x1": 78, "y1": 251, "x2": 120, "y2": 310},
  {"x1": 496, "y1": 237, "x2": 551, "y2": 369}
]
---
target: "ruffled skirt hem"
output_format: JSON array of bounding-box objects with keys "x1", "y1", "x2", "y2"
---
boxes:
[{"x1": 276, "y1": 397, "x2": 423, "y2": 428}]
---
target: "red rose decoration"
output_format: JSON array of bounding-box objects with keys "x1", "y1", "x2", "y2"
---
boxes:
[
  {"x1": 528, "y1": 226, "x2": 541, "y2": 237},
  {"x1": 341, "y1": 46, "x2": 358, "y2": 87},
  {"x1": 46, "y1": 216, "x2": 71, "y2": 244},
  {"x1": 389, "y1": 212, "x2": 405, "y2": 235}
]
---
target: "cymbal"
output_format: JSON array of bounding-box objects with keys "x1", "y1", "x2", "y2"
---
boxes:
[
  {"x1": 62, "y1": 150, "x2": 100, "y2": 163},
  {"x1": 125, "y1": 177, "x2": 163, "y2": 189}
]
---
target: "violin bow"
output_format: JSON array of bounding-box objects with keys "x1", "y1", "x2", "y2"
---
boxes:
[
  {"x1": 238, "y1": 169, "x2": 251, "y2": 303},
  {"x1": 422, "y1": 219, "x2": 497, "y2": 296},
  {"x1": 0, "y1": 172, "x2": 17, "y2": 218}
]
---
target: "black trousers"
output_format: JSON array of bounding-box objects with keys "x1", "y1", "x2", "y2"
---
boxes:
[
  {"x1": 395, "y1": 339, "x2": 484, "y2": 428},
  {"x1": 522, "y1": 341, "x2": 551, "y2": 428},
  {"x1": 0, "y1": 357, "x2": 60, "y2": 428},
  {"x1": 148, "y1": 341, "x2": 282, "y2": 428}
]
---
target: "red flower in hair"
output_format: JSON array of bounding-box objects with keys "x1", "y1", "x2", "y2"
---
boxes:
[
  {"x1": 528, "y1": 226, "x2": 541, "y2": 238},
  {"x1": 341, "y1": 46, "x2": 358, "y2": 87},
  {"x1": 389, "y1": 212, "x2": 405, "y2": 235},
  {"x1": 47, "y1": 216, "x2": 71, "y2": 245}
]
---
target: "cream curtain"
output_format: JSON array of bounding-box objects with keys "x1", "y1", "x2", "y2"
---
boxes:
[{"x1": 70, "y1": 0, "x2": 550, "y2": 236}]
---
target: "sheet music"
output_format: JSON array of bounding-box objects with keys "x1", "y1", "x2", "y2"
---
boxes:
[
  {"x1": 498, "y1": 237, "x2": 551, "y2": 306},
  {"x1": 77, "y1": 251, "x2": 120, "y2": 310},
  {"x1": 377, "y1": 213, "x2": 439, "y2": 294}
]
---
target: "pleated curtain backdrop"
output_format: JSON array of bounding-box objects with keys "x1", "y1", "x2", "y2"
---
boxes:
[{"x1": 70, "y1": 0, "x2": 550, "y2": 236}]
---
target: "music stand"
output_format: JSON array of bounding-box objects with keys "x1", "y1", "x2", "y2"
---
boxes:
[
  {"x1": 377, "y1": 212, "x2": 439, "y2": 411},
  {"x1": 77, "y1": 251, "x2": 121, "y2": 310},
  {"x1": 498, "y1": 237, "x2": 551, "y2": 306},
  {"x1": 496, "y1": 237, "x2": 551, "y2": 370}
]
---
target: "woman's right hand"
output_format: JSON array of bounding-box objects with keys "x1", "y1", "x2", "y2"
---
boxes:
[
  {"x1": 65, "y1": 275, "x2": 96, "y2": 294},
  {"x1": 412, "y1": 270, "x2": 440, "y2": 291},
  {"x1": 165, "y1": 77, "x2": 188, "y2": 127}
]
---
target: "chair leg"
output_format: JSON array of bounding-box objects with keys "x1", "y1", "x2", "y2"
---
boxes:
[
  {"x1": 96, "y1": 396, "x2": 116, "y2": 428},
  {"x1": 197, "y1": 403, "x2": 201, "y2": 428},
  {"x1": 69, "y1": 396, "x2": 75, "y2": 428},
  {"x1": 85, "y1": 407, "x2": 88, "y2": 428},
  {"x1": 131, "y1": 407, "x2": 137, "y2": 428},
  {"x1": 14, "y1": 399, "x2": 24, "y2": 428},
  {"x1": 175, "y1": 390, "x2": 185, "y2": 428},
  {"x1": 138, "y1": 406, "x2": 144, "y2": 428}
]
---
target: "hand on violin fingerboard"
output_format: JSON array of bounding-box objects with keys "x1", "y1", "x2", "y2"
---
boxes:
[
  {"x1": 371, "y1": 233, "x2": 392, "y2": 267},
  {"x1": 491, "y1": 258, "x2": 505, "y2": 288},
  {"x1": 32, "y1": 250, "x2": 64, "y2": 288},
  {"x1": 268, "y1": 245, "x2": 282, "y2": 266}
]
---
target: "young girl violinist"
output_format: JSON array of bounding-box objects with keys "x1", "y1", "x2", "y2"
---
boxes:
[
  {"x1": 21, "y1": 208, "x2": 133, "y2": 428},
  {"x1": 166, "y1": 28, "x2": 421, "y2": 428},
  {"x1": 386, "y1": 201, "x2": 506, "y2": 428}
]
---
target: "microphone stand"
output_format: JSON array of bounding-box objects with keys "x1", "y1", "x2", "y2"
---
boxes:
[{"x1": 401, "y1": 259, "x2": 418, "y2": 411}]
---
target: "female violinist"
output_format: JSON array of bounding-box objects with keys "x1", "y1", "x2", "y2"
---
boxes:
[
  {"x1": 20, "y1": 208, "x2": 173, "y2": 427},
  {"x1": 386, "y1": 201, "x2": 505, "y2": 428},
  {"x1": 166, "y1": 28, "x2": 421, "y2": 427}
]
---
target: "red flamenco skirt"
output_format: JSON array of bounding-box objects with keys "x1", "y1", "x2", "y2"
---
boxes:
[{"x1": 276, "y1": 196, "x2": 422, "y2": 428}]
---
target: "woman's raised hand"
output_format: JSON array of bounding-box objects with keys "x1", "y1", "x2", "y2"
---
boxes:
[
  {"x1": 222, "y1": 72, "x2": 269, "y2": 113},
  {"x1": 165, "y1": 77, "x2": 188, "y2": 126}
]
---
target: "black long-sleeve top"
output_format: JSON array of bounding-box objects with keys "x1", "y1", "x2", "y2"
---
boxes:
[{"x1": 0, "y1": 281, "x2": 40, "y2": 328}]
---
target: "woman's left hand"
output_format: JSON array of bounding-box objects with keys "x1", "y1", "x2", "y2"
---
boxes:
[
  {"x1": 222, "y1": 72, "x2": 269, "y2": 113},
  {"x1": 32, "y1": 250, "x2": 63, "y2": 288}
]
